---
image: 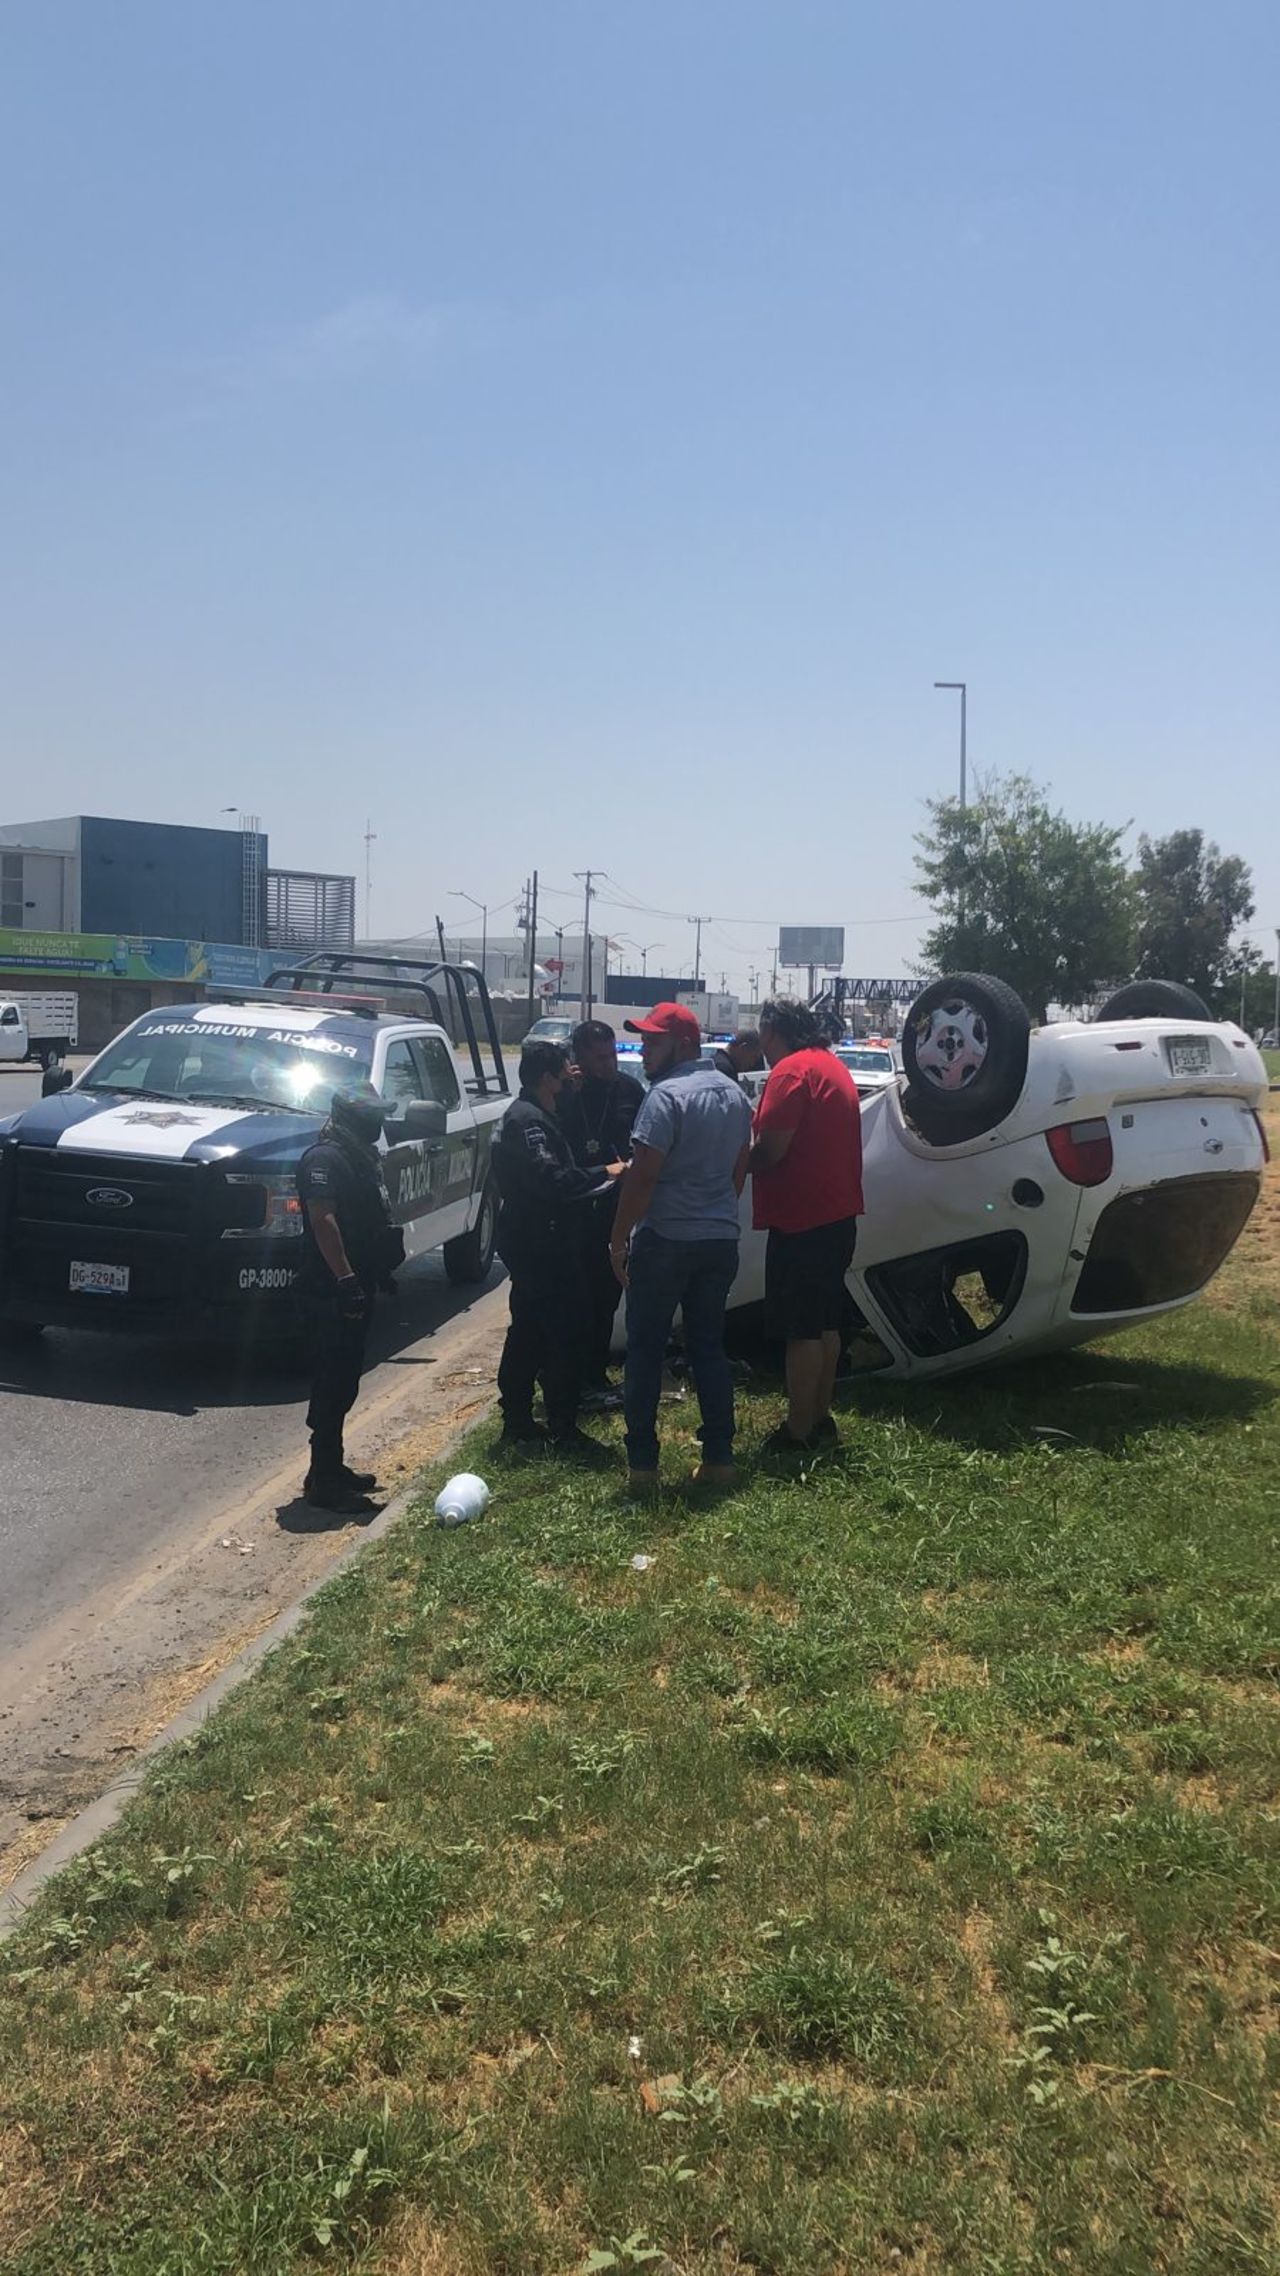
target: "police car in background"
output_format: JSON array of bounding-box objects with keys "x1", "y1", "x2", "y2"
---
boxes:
[
  {"x1": 833, "y1": 1039, "x2": 902, "y2": 1101},
  {"x1": 0, "y1": 958, "x2": 509, "y2": 1344}
]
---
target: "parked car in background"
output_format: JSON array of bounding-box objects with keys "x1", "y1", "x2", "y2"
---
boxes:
[
  {"x1": 0, "y1": 993, "x2": 79, "y2": 1071},
  {"x1": 833, "y1": 1039, "x2": 901, "y2": 1100},
  {"x1": 522, "y1": 1014, "x2": 576, "y2": 1048}
]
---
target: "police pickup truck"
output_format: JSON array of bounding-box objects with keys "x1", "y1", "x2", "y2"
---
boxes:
[{"x1": 0, "y1": 956, "x2": 509, "y2": 1343}]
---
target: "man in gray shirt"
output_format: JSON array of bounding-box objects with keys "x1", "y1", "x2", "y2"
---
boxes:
[{"x1": 609, "y1": 1002, "x2": 753, "y2": 1491}]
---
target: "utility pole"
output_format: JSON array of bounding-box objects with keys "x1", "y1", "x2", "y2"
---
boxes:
[
  {"x1": 688, "y1": 914, "x2": 709, "y2": 989},
  {"x1": 555, "y1": 925, "x2": 564, "y2": 1004},
  {"x1": 363, "y1": 818, "x2": 376, "y2": 939},
  {"x1": 1240, "y1": 939, "x2": 1250, "y2": 1027},
  {"x1": 526, "y1": 869, "x2": 539, "y2": 1026},
  {"x1": 574, "y1": 870, "x2": 597, "y2": 1018},
  {"x1": 1273, "y1": 927, "x2": 1279, "y2": 1046}
]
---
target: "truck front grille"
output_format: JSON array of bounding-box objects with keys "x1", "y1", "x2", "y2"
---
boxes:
[{"x1": 13, "y1": 1146, "x2": 201, "y2": 1237}]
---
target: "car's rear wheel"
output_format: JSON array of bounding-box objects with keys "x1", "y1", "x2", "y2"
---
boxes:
[
  {"x1": 443, "y1": 1178, "x2": 497, "y2": 1285},
  {"x1": 901, "y1": 971, "x2": 1031, "y2": 1142},
  {"x1": 1094, "y1": 979, "x2": 1213, "y2": 1022}
]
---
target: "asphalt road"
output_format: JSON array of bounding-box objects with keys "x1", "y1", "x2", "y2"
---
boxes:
[{"x1": 0, "y1": 1056, "x2": 511, "y2": 1876}]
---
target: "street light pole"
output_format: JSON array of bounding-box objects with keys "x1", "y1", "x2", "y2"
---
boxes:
[
  {"x1": 934, "y1": 681, "x2": 967, "y2": 809},
  {"x1": 450, "y1": 890, "x2": 487, "y2": 980},
  {"x1": 639, "y1": 941, "x2": 664, "y2": 977}
]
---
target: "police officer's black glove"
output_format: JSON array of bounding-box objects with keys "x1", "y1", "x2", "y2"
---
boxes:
[{"x1": 335, "y1": 1272, "x2": 366, "y2": 1318}]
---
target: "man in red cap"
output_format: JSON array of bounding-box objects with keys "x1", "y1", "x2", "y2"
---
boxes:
[{"x1": 608, "y1": 1002, "x2": 753, "y2": 1491}]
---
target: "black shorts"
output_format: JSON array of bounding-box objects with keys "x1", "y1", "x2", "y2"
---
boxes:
[{"x1": 765, "y1": 1217, "x2": 858, "y2": 1341}]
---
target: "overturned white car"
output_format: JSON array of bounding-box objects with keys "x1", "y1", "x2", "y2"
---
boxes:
[{"x1": 727, "y1": 974, "x2": 1268, "y2": 1380}]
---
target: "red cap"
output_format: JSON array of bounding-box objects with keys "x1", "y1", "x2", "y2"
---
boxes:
[{"x1": 623, "y1": 1001, "x2": 702, "y2": 1044}]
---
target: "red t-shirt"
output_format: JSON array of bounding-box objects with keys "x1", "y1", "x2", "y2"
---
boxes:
[{"x1": 752, "y1": 1047, "x2": 863, "y2": 1233}]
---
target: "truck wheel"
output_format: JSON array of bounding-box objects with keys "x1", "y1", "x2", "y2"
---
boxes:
[
  {"x1": 37, "y1": 1047, "x2": 60, "y2": 1072},
  {"x1": 901, "y1": 972, "x2": 1031, "y2": 1139},
  {"x1": 1094, "y1": 979, "x2": 1213, "y2": 1022},
  {"x1": 443, "y1": 1179, "x2": 498, "y2": 1286}
]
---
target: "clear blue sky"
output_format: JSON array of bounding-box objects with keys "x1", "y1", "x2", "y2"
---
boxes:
[{"x1": 3, "y1": 1, "x2": 1277, "y2": 991}]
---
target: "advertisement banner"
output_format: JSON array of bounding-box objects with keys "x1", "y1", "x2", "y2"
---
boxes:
[{"x1": 0, "y1": 927, "x2": 279, "y2": 987}]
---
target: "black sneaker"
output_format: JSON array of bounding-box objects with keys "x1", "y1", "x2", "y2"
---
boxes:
[
  {"x1": 810, "y1": 1416, "x2": 840, "y2": 1447},
  {"x1": 760, "y1": 1424, "x2": 812, "y2": 1459},
  {"x1": 304, "y1": 1473, "x2": 376, "y2": 1514},
  {"x1": 341, "y1": 1463, "x2": 379, "y2": 1491}
]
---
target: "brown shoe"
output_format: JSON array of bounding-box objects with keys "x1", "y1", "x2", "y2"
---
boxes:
[
  {"x1": 690, "y1": 1462, "x2": 736, "y2": 1489},
  {"x1": 626, "y1": 1468, "x2": 660, "y2": 1497}
]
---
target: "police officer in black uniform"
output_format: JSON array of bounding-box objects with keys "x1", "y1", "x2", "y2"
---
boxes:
[
  {"x1": 492, "y1": 1039, "x2": 621, "y2": 1451},
  {"x1": 297, "y1": 1079, "x2": 405, "y2": 1512},
  {"x1": 557, "y1": 1019, "x2": 644, "y2": 1404}
]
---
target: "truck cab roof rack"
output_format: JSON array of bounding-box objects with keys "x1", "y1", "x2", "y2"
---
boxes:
[{"x1": 265, "y1": 954, "x2": 510, "y2": 1096}]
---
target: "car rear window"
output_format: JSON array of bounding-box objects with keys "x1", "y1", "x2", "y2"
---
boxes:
[{"x1": 1071, "y1": 1173, "x2": 1261, "y2": 1313}]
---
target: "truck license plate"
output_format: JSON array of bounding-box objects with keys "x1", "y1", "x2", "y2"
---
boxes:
[
  {"x1": 1168, "y1": 1038, "x2": 1212, "y2": 1076},
  {"x1": 70, "y1": 1261, "x2": 130, "y2": 1295}
]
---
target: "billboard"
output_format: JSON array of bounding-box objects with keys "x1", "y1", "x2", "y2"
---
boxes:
[
  {"x1": 778, "y1": 925, "x2": 844, "y2": 970},
  {"x1": 0, "y1": 926, "x2": 280, "y2": 987}
]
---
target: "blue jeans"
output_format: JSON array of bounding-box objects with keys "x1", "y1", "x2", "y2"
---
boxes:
[{"x1": 623, "y1": 1229, "x2": 740, "y2": 1470}]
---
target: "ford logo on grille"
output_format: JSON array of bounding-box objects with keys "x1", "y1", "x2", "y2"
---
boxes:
[{"x1": 86, "y1": 1186, "x2": 134, "y2": 1210}]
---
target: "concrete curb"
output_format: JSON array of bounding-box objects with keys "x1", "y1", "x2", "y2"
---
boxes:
[{"x1": 0, "y1": 1403, "x2": 495, "y2": 1942}]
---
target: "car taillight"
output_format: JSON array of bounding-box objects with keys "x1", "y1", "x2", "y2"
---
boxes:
[
  {"x1": 1046, "y1": 1117, "x2": 1114, "y2": 1187},
  {"x1": 1252, "y1": 1110, "x2": 1270, "y2": 1164}
]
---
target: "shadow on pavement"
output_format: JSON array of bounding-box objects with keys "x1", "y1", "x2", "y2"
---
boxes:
[
  {"x1": 274, "y1": 1491, "x2": 383, "y2": 1536},
  {"x1": 0, "y1": 1257, "x2": 504, "y2": 1419}
]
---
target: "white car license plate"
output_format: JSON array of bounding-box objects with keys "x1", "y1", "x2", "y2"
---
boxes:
[
  {"x1": 70, "y1": 1260, "x2": 131, "y2": 1295},
  {"x1": 1168, "y1": 1038, "x2": 1212, "y2": 1076}
]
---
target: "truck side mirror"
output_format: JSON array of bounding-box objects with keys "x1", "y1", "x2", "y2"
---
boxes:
[
  {"x1": 42, "y1": 1066, "x2": 74, "y2": 1097},
  {"x1": 390, "y1": 1097, "x2": 448, "y2": 1145}
]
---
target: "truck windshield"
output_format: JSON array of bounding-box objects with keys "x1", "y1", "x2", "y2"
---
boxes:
[{"x1": 82, "y1": 1016, "x2": 374, "y2": 1112}]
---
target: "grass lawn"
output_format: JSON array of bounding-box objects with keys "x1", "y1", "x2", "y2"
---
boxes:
[{"x1": 2, "y1": 1167, "x2": 1278, "y2": 2271}]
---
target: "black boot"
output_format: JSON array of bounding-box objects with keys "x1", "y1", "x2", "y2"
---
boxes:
[{"x1": 305, "y1": 1435, "x2": 374, "y2": 1512}]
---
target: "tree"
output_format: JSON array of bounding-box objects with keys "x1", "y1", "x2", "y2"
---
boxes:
[
  {"x1": 1131, "y1": 829, "x2": 1254, "y2": 1007},
  {"x1": 914, "y1": 772, "x2": 1134, "y2": 1022}
]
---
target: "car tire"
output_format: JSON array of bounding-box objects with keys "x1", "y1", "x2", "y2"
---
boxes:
[
  {"x1": 1093, "y1": 979, "x2": 1213, "y2": 1023},
  {"x1": 443, "y1": 1178, "x2": 497, "y2": 1286},
  {"x1": 901, "y1": 971, "x2": 1031, "y2": 1139}
]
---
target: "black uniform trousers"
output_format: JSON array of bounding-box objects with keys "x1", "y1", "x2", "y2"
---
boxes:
[
  {"x1": 305, "y1": 1293, "x2": 375, "y2": 1476},
  {"x1": 578, "y1": 1193, "x2": 624, "y2": 1388},
  {"x1": 497, "y1": 1235, "x2": 587, "y2": 1435}
]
